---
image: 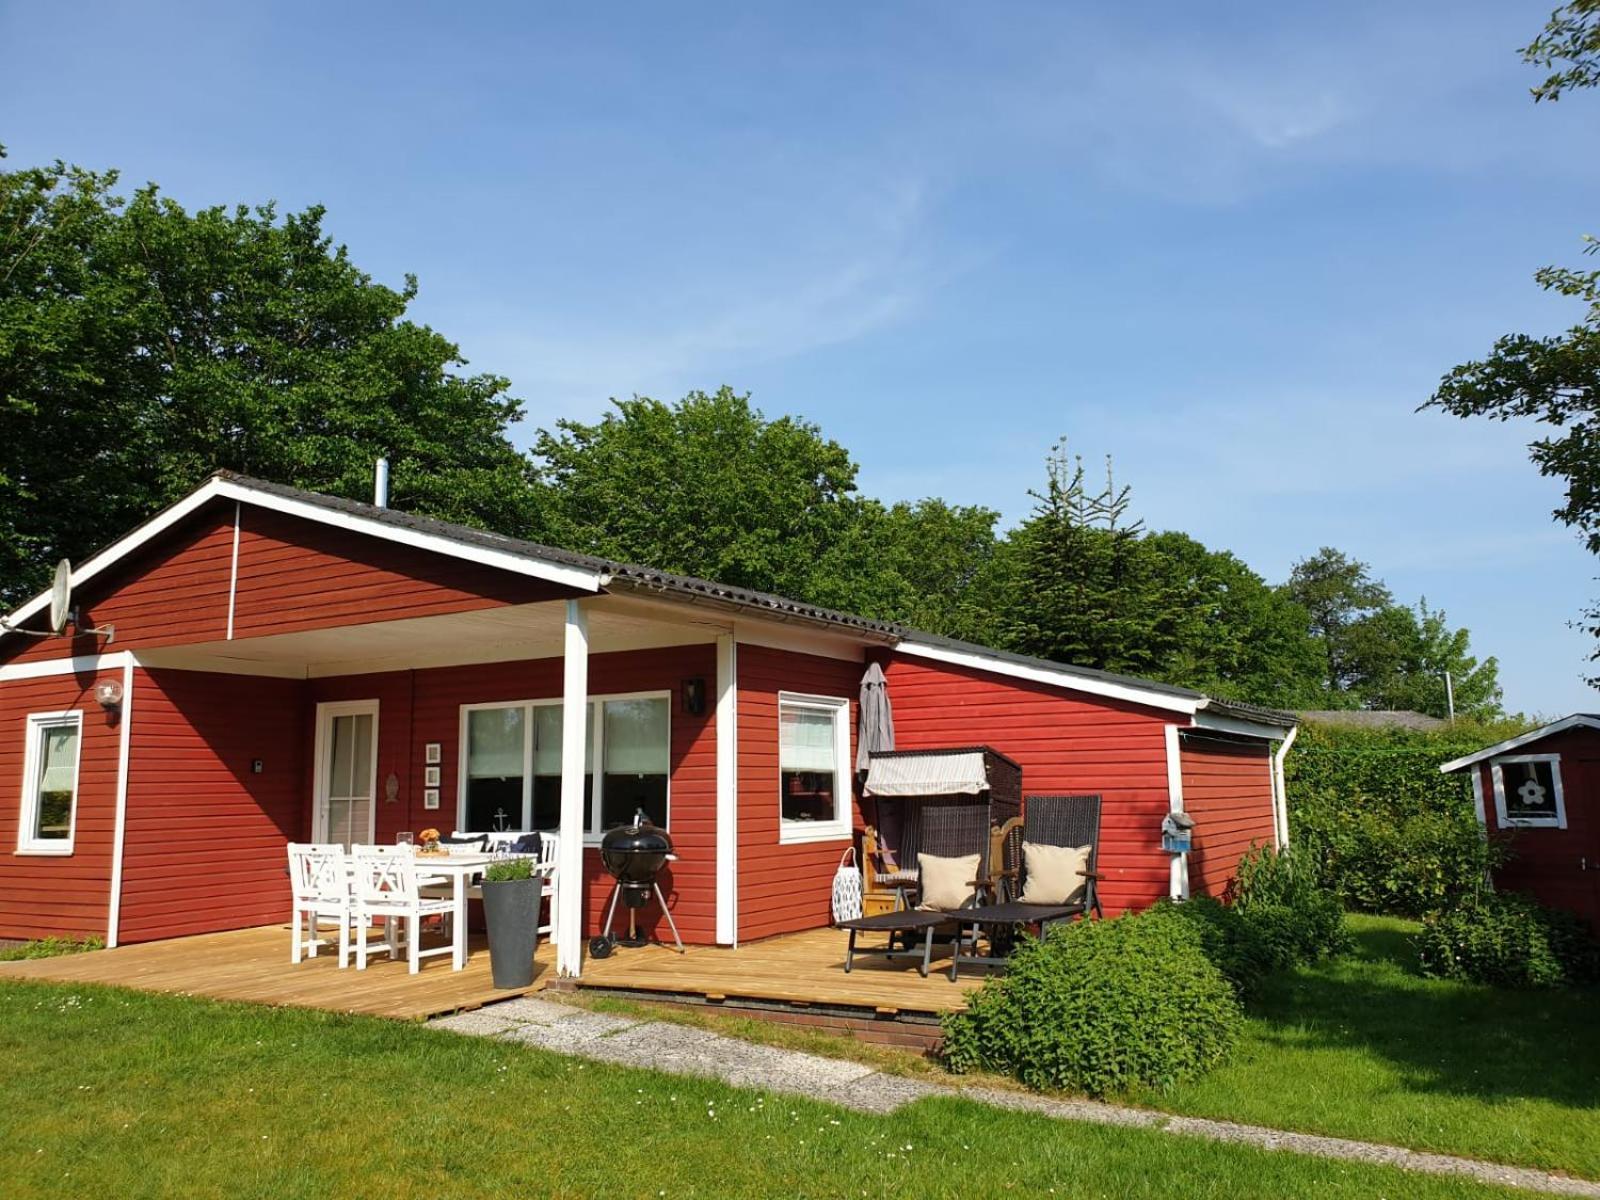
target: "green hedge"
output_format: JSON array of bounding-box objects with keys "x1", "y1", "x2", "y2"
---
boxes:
[
  {"x1": 1285, "y1": 721, "x2": 1525, "y2": 916},
  {"x1": 1416, "y1": 892, "x2": 1600, "y2": 988},
  {"x1": 941, "y1": 913, "x2": 1241, "y2": 1096}
]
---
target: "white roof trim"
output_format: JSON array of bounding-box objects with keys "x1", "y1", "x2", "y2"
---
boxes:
[
  {"x1": 1439, "y1": 715, "x2": 1600, "y2": 773},
  {"x1": 1190, "y1": 709, "x2": 1294, "y2": 740},
  {"x1": 1, "y1": 477, "x2": 605, "y2": 636},
  {"x1": 893, "y1": 637, "x2": 1200, "y2": 714}
]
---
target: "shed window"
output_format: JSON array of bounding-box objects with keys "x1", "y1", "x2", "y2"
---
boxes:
[
  {"x1": 18, "y1": 711, "x2": 83, "y2": 855},
  {"x1": 1491, "y1": 755, "x2": 1566, "y2": 829},
  {"x1": 778, "y1": 693, "x2": 851, "y2": 844}
]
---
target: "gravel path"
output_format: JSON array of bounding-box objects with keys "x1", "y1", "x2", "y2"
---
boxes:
[{"x1": 431, "y1": 998, "x2": 1600, "y2": 1197}]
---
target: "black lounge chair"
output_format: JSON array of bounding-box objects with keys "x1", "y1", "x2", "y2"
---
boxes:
[
  {"x1": 949, "y1": 794, "x2": 1103, "y2": 980},
  {"x1": 838, "y1": 802, "x2": 995, "y2": 978}
]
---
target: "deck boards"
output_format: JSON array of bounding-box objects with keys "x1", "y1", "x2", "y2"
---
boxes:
[
  {"x1": 0, "y1": 924, "x2": 986, "y2": 1019},
  {"x1": 577, "y1": 926, "x2": 985, "y2": 1014},
  {"x1": 0, "y1": 925, "x2": 551, "y2": 1020}
]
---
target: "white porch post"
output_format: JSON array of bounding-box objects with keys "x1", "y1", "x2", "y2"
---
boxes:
[
  {"x1": 714, "y1": 633, "x2": 738, "y2": 946},
  {"x1": 556, "y1": 599, "x2": 589, "y2": 976}
]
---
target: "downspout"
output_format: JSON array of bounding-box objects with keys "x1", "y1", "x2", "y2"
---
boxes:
[{"x1": 1271, "y1": 725, "x2": 1298, "y2": 848}]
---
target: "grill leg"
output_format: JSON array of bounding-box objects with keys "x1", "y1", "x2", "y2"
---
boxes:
[
  {"x1": 600, "y1": 883, "x2": 623, "y2": 940},
  {"x1": 652, "y1": 882, "x2": 686, "y2": 953}
]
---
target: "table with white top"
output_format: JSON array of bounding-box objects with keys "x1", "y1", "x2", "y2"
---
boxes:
[{"x1": 413, "y1": 851, "x2": 550, "y2": 970}]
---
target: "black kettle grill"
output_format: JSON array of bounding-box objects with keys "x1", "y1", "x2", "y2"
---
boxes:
[{"x1": 589, "y1": 808, "x2": 685, "y2": 958}]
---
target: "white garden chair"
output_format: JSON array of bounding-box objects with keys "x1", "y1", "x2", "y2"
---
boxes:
[
  {"x1": 287, "y1": 842, "x2": 359, "y2": 967},
  {"x1": 351, "y1": 845, "x2": 460, "y2": 973}
]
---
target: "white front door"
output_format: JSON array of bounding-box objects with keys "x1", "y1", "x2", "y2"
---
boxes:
[{"x1": 314, "y1": 700, "x2": 379, "y2": 850}]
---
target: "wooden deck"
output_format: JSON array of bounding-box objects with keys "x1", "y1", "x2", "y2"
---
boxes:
[
  {"x1": 0, "y1": 924, "x2": 988, "y2": 1020},
  {"x1": 576, "y1": 925, "x2": 988, "y2": 1015},
  {"x1": 0, "y1": 924, "x2": 554, "y2": 1020}
]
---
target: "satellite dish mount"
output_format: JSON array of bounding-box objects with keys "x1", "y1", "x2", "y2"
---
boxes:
[{"x1": 1, "y1": 559, "x2": 115, "y2": 642}]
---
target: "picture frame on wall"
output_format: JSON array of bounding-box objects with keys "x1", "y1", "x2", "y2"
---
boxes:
[
  {"x1": 423, "y1": 789, "x2": 440, "y2": 810},
  {"x1": 424, "y1": 766, "x2": 441, "y2": 787},
  {"x1": 424, "y1": 742, "x2": 441, "y2": 765}
]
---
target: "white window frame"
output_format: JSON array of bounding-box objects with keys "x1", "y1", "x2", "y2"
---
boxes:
[
  {"x1": 457, "y1": 690, "x2": 671, "y2": 844},
  {"x1": 777, "y1": 691, "x2": 852, "y2": 845},
  {"x1": 17, "y1": 710, "x2": 84, "y2": 856},
  {"x1": 311, "y1": 699, "x2": 381, "y2": 846},
  {"x1": 1490, "y1": 753, "x2": 1567, "y2": 830}
]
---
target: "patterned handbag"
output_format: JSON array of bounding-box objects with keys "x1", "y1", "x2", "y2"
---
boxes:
[{"x1": 830, "y1": 845, "x2": 863, "y2": 924}]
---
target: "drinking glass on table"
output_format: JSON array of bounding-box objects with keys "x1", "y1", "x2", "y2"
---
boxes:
[{"x1": 396, "y1": 831, "x2": 414, "y2": 849}]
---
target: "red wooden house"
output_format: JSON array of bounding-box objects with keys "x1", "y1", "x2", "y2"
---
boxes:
[
  {"x1": 1441, "y1": 716, "x2": 1600, "y2": 926},
  {"x1": 0, "y1": 472, "x2": 1296, "y2": 974}
]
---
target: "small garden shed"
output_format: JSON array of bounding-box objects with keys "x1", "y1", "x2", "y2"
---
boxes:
[{"x1": 1441, "y1": 715, "x2": 1600, "y2": 925}]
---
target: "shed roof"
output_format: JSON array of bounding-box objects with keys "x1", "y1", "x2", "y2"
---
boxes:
[{"x1": 1438, "y1": 714, "x2": 1600, "y2": 773}]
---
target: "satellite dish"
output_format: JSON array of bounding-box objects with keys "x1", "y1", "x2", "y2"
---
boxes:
[{"x1": 48, "y1": 559, "x2": 72, "y2": 635}]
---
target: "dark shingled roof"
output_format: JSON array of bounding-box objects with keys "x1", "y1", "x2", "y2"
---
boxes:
[
  {"x1": 1297, "y1": 709, "x2": 1447, "y2": 732},
  {"x1": 66, "y1": 471, "x2": 1299, "y2": 731}
]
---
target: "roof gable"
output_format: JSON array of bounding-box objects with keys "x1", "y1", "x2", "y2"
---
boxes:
[{"x1": 1439, "y1": 715, "x2": 1600, "y2": 773}]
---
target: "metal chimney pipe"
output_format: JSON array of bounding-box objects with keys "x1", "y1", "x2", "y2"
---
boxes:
[{"x1": 374, "y1": 457, "x2": 390, "y2": 508}]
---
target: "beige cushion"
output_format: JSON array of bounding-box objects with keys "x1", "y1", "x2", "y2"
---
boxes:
[
  {"x1": 916, "y1": 852, "x2": 980, "y2": 912},
  {"x1": 1020, "y1": 842, "x2": 1091, "y2": 906}
]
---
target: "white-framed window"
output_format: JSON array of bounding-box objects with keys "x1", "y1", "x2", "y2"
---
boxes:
[
  {"x1": 17, "y1": 711, "x2": 83, "y2": 855},
  {"x1": 1490, "y1": 754, "x2": 1567, "y2": 829},
  {"x1": 778, "y1": 692, "x2": 851, "y2": 844},
  {"x1": 458, "y1": 692, "x2": 669, "y2": 842}
]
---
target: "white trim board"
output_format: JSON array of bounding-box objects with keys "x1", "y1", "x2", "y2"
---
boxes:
[
  {"x1": 1439, "y1": 715, "x2": 1600, "y2": 773},
  {"x1": 894, "y1": 638, "x2": 1200, "y2": 715},
  {"x1": 1190, "y1": 709, "x2": 1294, "y2": 740},
  {"x1": 1, "y1": 476, "x2": 605, "y2": 636},
  {"x1": 106, "y1": 658, "x2": 135, "y2": 947},
  {"x1": 1163, "y1": 724, "x2": 1189, "y2": 901},
  {"x1": 714, "y1": 634, "x2": 738, "y2": 946}
]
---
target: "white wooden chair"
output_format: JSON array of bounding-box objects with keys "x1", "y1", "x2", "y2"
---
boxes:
[
  {"x1": 351, "y1": 845, "x2": 460, "y2": 973},
  {"x1": 288, "y1": 842, "x2": 356, "y2": 967}
]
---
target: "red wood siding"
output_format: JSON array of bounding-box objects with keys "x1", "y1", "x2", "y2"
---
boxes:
[
  {"x1": 881, "y1": 654, "x2": 1175, "y2": 915},
  {"x1": 0, "y1": 499, "x2": 583, "y2": 668},
  {"x1": 118, "y1": 669, "x2": 308, "y2": 942},
  {"x1": 1477, "y1": 728, "x2": 1600, "y2": 926},
  {"x1": 1, "y1": 512, "x2": 236, "y2": 665},
  {"x1": 736, "y1": 645, "x2": 862, "y2": 942},
  {"x1": 308, "y1": 645, "x2": 719, "y2": 944},
  {"x1": 1179, "y1": 734, "x2": 1277, "y2": 898},
  {"x1": 0, "y1": 671, "x2": 124, "y2": 940},
  {"x1": 229, "y1": 508, "x2": 574, "y2": 640}
]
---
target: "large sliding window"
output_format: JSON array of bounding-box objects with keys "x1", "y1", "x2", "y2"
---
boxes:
[
  {"x1": 459, "y1": 693, "x2": 667, "y2": 839},
  {"x1": 17, "y1": 711, "x2": 83, "y2": 855}
]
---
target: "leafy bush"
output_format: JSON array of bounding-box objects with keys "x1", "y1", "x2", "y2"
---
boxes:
[
  {"x1": 941, "y1": 912, "x2": 1241, "y2": 1096},
  {"x1": 1145, "y1": 897, "x2": 1274, "y2": 999},
  {"x1": 0, "y1": 936, "x2": 103, "y2": 962},
  {"x1": 1229, "y1": 844, "x2": 1350, "y2": 965},
  {"x1": 483, "y1": 858, "x2": 534, "y2": 883},
  {"x1": 1286, "y1": 721, "x2": 1522, "y2": 915},
  {"x1": 1415, "y1": 893, "x2": 1600, "y2": 988}
]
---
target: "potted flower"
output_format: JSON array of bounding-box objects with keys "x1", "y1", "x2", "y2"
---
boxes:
[
  {"x1": 417, "y1": 828, "x2": 442, "y2": 854},
  {"x1": 481, "y1": 857, "x2": 540, "y2": 988}
]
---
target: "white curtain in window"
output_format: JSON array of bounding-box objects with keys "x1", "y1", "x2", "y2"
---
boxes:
[
  {"x1": 531, "y1": 705, "x2": 594, "y2": 775},
  {"x1": 37, "y1": 724, "x2": 78, "y2": 792},
  {"x1": 604, "y1": 698, "x2": 669, "y2": 774},
  {"x1": 468, "y1": 707, "x2": 525, "y2": 778},
  {"x1": 781, "y1": 706, "x2": 837, "y2": 772}
]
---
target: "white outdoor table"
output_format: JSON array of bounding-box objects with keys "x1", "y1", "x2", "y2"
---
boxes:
[{"x1": 413, "y1": 851, "x2": 550, "y2": 970}]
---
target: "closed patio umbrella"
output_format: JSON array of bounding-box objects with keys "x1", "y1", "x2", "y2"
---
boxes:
[{"x1": 857, "y1": 661, "x2": 895, "y2": 772}]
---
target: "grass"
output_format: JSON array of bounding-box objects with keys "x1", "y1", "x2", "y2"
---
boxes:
[
  {"x1": 1129, "y1": 914, "x2": 1600, "y2": 1179},
  {"x1": 0, "y1": 978, "x2": 1534, "y2": 1200},
  {"x1": 0, "y1": 937, "x2": 103, "y2": 962}
]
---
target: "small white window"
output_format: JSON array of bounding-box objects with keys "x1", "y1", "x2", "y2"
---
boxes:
[
  {"x1": 1491, "y1": 754, "x2": 1567, "y2": 829},
  {"x1": 778, "y1": 693, "x2": 851, "y2": 844},
  {"x1": 18, "y1": 711, "x2": 83, "y2": 855}
]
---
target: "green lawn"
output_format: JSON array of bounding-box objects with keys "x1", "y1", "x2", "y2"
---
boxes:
[
  {"x1": 1130, "y1": 914, "x2": 1600, "y2": 1179},
  {"x1": 0, "y1": 979, "x2": 1535, "y2": 1200}
]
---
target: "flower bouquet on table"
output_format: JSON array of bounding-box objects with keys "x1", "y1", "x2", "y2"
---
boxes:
[{"x1": 417, "y1": 828, "x2": 443, "y2": 855}]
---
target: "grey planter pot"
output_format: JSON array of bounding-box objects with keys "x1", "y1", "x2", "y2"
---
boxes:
[{"x1": 480, "y1": 876, "x2": 541, "y2": 989}]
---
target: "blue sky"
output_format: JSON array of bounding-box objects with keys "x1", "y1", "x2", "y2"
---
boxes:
[{"x1": 3, "y1": 1, "x2": 1596, "y2": 715}]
